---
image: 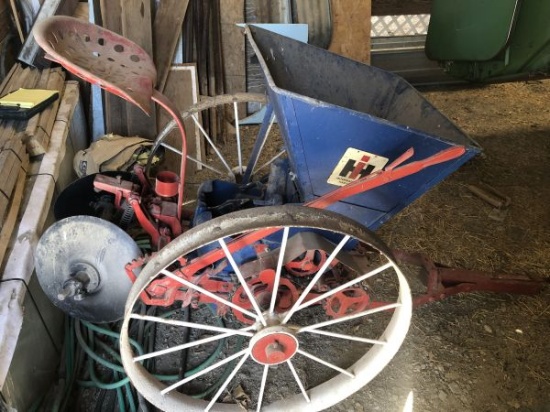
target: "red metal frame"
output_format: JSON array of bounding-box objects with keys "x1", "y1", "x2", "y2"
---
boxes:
[
  {"x1": 392, "y1": 250, "x2": 545, "y2": 306},
  {"x1": 125, "y1": 144, "x2": 544, "y2": 313}
]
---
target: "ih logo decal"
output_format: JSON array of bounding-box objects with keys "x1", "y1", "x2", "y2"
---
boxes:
[{"x1": 328, "y1": 148, "x2": 388, "y2": 186}]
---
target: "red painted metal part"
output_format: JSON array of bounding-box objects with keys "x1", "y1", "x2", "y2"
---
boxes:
[
  {"x1": 33, "y1": 16, "x2": 156, "y2": 114},
  {"x1": 149, "y1": 201, "x2": 182, "y2": 241},
  {"x1": 132, "y1": 146, "x2": 475, "y2": 311},
  {"x1": 93, "y1": 173, "x2": 184, "y2": 249},
  {"x1": 325, "y1": 288, "x2": 370, "y2": 318},
  {"x1": 285, "y1": 250, "x2": 327, "y2": 276},
  {"x1": 251, "y1": 332, "x2": 298, "y2": 365},
  {"x1": 392, "y1": 249, "x2": 546, "y2": 306},
  {"x1": 165, "y1": 147, "x2": 468, "y2": 281},
  {"x1": 155, "y1": 171, "x2": 179, "y2": 198},
  {"x1": 151, "y1": 90, "x2": 188, "y2": 221},
  {"x1": 33, "y1": 16, "x2": 189, "y2": 222},
  {"x1": 231, "y1": 269, "x2": 300, "y2": 323}
]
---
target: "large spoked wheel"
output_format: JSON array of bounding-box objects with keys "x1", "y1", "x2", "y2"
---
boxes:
[
  {"x1": 120, "y1": 206, "x2": 412, "y2": 411},
  {"x1": 151, "y1": 93, "x2": 284, "y2": 196}
]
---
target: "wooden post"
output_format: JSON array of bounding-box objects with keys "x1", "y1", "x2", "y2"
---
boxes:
[
  {"x1": 153, "y1": 0, "x2": 190, "y2": 92},
  {"x1": 121, "y1": 0, "x2": 157, "y2": 138},
  {"x1": 99, "y1": 0, "x2": 127, "y2": 137},
  {"x1": 220, "y1": 0, "x2": 246, "y2": 94},
  {"x1": 329, "y1": 0, "x2": 372, "y2": 64}
]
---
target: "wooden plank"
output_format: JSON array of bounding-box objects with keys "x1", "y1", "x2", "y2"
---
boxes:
[
  {"x1": 0, "y1": 168, "x2": 25, "y2": 265},
  {"x1": 329, "y1": 0, "x2": 372, "y2": 64},
  {"x1": 24, "y1": 69, "x2": 51, "y2": 142},
  {"x1": 0, "y1": 194, "x2": 7, "y2": 229},
  {"x1": 0, "y1": 150, "x2": 19, "y2": 207},
  {"x1": 8, "y1": 0, "x2": 24, "y2": 43},
  {"x1": 220, "y1": 0, "x2": 245, "y2": 114},
  {"x1": 100, "y1": 0, "x2": 122, "y2": 34},
  {"x1": 0, "y1": 121, "x2": 16, "y2": 150},
  {"x1": 156, "y1": 64, "x2": 200, "y2": 175},
  {"x1": 121, "y1": 0, "x2": 156, "y2": 138},
  {"x1": 73, "y1": 1, "x2": 89, "y2": 21},
  {"x1": 0, "y1": 7, "x2": 14, "y2": 42},
  {"x1": 99, "y1": 0, "x2": 127, "y2": 137},
  {"x1": 0, "y1": 123, "x2": 28, "y2": 175},
  {"x1": 23, "y1": 69, "x2": 66, "y2": 156},
  {"x1": 18, "y1": 0, "x2": 79, "y2": 68},
  {"x1": 0, "y1": 122, "x2": 28, "y2": 172},
  {"x1": 55, "y1": 82, "x2": 80, "y2": 124},
  {"x1": 209, "y1": 0, "x2": 224, "y2": 97},
  {"x1": 39, "y1": 81, "x2": 79, "y2": 186},
  {"x1": 0, "y1": 125, "x2": 10, "y2": 151},
  {"x1": 0, "y1": 63, "x2": 21, "y2": 95},
  {"x1": 3, "y1": 66, "x2": 38, "y2": 93},
  {"x1": 153, "y1": 0, "x2": 190, "y2": 92},
  {"x1": 121, "y1": 0, "x2": 153, "y2": 56}
]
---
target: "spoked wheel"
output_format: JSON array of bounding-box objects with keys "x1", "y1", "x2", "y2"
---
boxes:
[
  {"x1": 151, "y1": 93, "x2": 284, "y2": 196},
  {"x1": 120, "y1": 206, "x2": 412, "y2": 411}
]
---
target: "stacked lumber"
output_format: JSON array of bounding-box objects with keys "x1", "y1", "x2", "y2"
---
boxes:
[
  {"x1": 0, "y1": 63, "x2": 66, "y2": 264},
  {"x1": 0, "y1": 64, "x2": 29, "y2": 266},
  {"x1": 0, "y1": 63, "x2": 66, "y2": 156},
  {"x1": 23, "y1": 67, "x2": 66, "y2": 156}
]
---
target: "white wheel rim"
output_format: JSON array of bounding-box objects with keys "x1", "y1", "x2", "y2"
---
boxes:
[{"x1": 120, "y1": 206, "x2": 412, "y2": 412}]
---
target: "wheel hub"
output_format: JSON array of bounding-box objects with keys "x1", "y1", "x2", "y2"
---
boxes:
[{"x1": 250, "y1": 325, "x2": 299, "y2": 365}]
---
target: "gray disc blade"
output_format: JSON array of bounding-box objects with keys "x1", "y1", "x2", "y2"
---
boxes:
[{"x1": 35, "y1": 215, "x2": 142, "y2": 323}]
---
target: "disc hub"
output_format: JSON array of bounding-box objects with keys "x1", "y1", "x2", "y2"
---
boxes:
[
  {"x1": 57, "y1": 262, "x2": 101, "y2": 301},
  {"x1": 250, "y1": 325, "x2": 299, "y2": 365}
]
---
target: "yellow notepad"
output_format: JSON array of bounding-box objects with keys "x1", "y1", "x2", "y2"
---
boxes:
[{"x1": 0, "y1": 88, "x2": 59, "y2": 109}]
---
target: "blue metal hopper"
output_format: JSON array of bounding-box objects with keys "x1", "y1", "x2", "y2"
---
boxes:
[{"x1": 245, "y1": 25, "x2": 481, "y2": 229}]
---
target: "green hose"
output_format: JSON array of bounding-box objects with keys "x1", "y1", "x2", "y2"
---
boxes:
[
  {"x1": 81, "y1": 320, "x2": 144, "y2": 357},
  {"x1": 72, "y1": 303, "x2": 246, "y2": 406},
  {"x1": 74, "y1": 320, "x2": 126, "y2": 374}
]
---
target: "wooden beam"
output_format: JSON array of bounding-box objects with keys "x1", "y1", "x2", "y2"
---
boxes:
[
  {"x1": 18, "y1": 0, "x2": 79, "y2": 68},
  {"x1": 0, "y1": 64, "x2": 22, "y2": 95},
  {"x1": 23, "y1": 69, "x2": 66, "y2": 156},
  {"x1": 0, "y1": 169, "x2": 25, "y2": 265},
  {"x1": 220, "y1": 0, "x2": 245, "y2": 95},
  {"x1": 7, "y1": 0, "x2": 24, "y2": 43},
  {"x1": 153, "y1": 0, "x2": 190, "y2": 92},
  {"x1": 99, "y1": 0, "x2": 128, "y2": 138},
  {"x1": 156, "y1": 64, "x2": 200, "y2": 175},
  {"x1": 329, "y1": 0, "x2": 372, "y2": 64},
  {"x1": 121, "y1": 0, "x2": 156, "y2": 138}
]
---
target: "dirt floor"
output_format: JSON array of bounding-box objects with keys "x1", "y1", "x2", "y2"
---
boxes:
[{"x1": 330, "y1": 79, "x2": 550, "y2": 411}]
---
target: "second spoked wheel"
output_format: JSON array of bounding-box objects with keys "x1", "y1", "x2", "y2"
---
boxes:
[
  {"x1": 120, "y1": 205, "x2": 411, "y2": 411},
  {"x1": 152, "y1": 93, "x2": 284, "y2": 193}
]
